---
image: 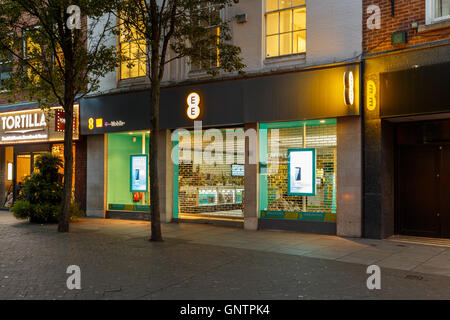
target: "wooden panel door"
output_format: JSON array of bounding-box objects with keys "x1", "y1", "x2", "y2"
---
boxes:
[
  {"x1": 397, "y1": 145, "x2": 440, "y2": 237},
  {"x1": 441, "y1": 146, "x2": 450, "y2": 238}
]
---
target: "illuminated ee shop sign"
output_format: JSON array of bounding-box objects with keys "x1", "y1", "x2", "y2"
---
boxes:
[{"x1": 186, "y1": 92, "x2": 201, "y2": 120}]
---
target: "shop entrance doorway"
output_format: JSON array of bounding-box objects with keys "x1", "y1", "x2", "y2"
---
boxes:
[
  {"x1": 15, "y1": 152, "x2": 47, "y2": 183},
  {"x1": 396, "y1": 121, "x2": 450, "y2": 238},
  {"x1": 13, "y1": 145, "x2": 50, "y2": 201}
]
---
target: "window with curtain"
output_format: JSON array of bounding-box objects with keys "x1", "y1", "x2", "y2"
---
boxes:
[{"x1": 265, "y1": 0, "x2": 306, "y2": 58}]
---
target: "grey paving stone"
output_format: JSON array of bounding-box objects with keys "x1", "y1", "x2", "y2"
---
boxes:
[{"x1": 1, "y1": 212, "x2": 450, "y2": 299}]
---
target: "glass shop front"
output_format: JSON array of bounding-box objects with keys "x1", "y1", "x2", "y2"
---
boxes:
[
  {"x1": 259, "y1": 119, "x2": 337, "y2": 224},
  {"x1": 173, "y1": 128, "x2": 245, "y2": 221},
  {"x1": 106, "y1": 131, "x2": 150, "y2": 214}
]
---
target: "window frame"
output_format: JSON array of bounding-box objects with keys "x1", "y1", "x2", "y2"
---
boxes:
[
  {"x1": 264, "y1": 0, "x2": 307, "y2": 59},
  {"x1": 426, "y1": 0, "x2": 450, "y2": 25},
  {"x1": 118, "y1": 18, "x2": 147, "y2": 80},
  {"x1": 189, "y1": 2, "x2": 223, "y2": 73},
  {"x1": 0, "y1": 54, "x2": 12, "y2": 88}
]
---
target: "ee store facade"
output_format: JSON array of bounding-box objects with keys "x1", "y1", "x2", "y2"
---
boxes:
[{"x1": 80, "y1": 62, "x2": 362, "y2": 237}]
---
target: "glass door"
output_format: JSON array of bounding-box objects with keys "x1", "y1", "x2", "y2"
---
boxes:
[
  {"x1": 13, "y1": 145, "x2": 51, "y2": 200},
  {"x1": 16, "y1": 154, "x2": 32, "y2": 184}
]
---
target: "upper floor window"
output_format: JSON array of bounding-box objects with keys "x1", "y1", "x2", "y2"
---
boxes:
[
  {"x1": 0, "y1": 58, "x2": 12, "y2": 88},
  {"x1": 265, "y1": 0, "x2": 306, "y2": 58},
  {"x1": 190, "y1": 2, "x2": 221, "y2": 72},
  {"x1": 119, "y1": 21, "x2": 147, "y2": 80},
  {"x1": 427, "y1": 0, "x2": 450, "y2": 24},
  {"x1": 0, "y1": 44, "x2": 12, "y2": 89}
]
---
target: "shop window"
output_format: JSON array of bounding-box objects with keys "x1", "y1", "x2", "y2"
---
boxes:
[
  {"x1": 427, "y1": 0, "x2": 450, "y2": 24},
  {"x1": 259, "y1": 120, "x2": 337, "y2": 223},
  {"x1": 119, "y1": 18, "x2": 147, "y2": 80},
  {"x1": 106, "y1": 131, "x2": 150, "y2": 212},
  {"x1": 174, "y1": 128, "x2": 245, "y2": 220},
  {"x1": 189, "y1": 3, "x2": 221, "y2": 72},
  {"x1": 265, "y1": 0, "x2": 306, "y2": 58}
]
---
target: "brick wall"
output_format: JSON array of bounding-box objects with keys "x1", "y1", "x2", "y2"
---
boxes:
[
  {"x1": 75, "y1": 136, "x2": 87, "y2": 212},
  {"x1": 363, "y1": 0, "x2": 450, "y2": 54}
]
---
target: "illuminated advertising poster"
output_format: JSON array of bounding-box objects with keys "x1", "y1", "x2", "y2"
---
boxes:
[
  {"x1": 130, "y1": 155, "x2": 148, "y2": 192},
  {"x1": 287, "y1": 149, "x2": 316, "y2": 196}
]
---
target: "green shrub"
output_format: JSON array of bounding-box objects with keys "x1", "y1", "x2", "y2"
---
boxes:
[
  {"x1": 11, "y1": 199, "x2": 34, "y2": 220},
  {"x1": 11, "y1": 153, "x2": 86, "y2": 224},
  {"x1": 11, "y1": 153, "x2": 63, "y2": 224}
]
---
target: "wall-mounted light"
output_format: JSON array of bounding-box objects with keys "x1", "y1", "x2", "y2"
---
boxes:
[
  {"x1": 344, "y1": 71, "x2": 354, "y2": 106},
  {"x1": 235, "y1": 13, "x2": 247, "y2": 24},
  {"x1": 7, "y1": 162, "x2": 13, "y2": 181}
]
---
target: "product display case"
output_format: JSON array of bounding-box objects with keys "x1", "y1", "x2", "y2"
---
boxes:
[{"x1": 180, "y1": 186, "x2": 244, "y2": 206}]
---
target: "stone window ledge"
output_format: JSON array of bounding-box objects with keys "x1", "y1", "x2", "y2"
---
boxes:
[
  {"x1": 264, "y1": 53, "x2": 306, "y2": 65},
  {"x1": 419, "y1": 19, "x2": 450, "y2": 33}
]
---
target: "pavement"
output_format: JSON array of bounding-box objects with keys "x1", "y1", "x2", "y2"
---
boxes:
[{"x1": 1, "y1": 211, "x2": 450, "y2": 299}]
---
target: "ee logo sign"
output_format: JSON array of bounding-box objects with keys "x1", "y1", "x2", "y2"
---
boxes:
[
  {"x1": 186, "y1": 92, "x2": 201, "y2": 120},
  {"x1": 88, "y1": 118, "x2": 94, "y2": 130},
  {"x1": 344, "y1": 71, "x2": 354, "y2": 106}
]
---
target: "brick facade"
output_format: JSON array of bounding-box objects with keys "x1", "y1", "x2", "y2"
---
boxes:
[{"x1": 363, "y1": 0, "x2": 450, "y2": 54}]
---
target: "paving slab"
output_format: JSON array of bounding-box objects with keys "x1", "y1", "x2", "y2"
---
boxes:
[{"x1": 2, "y1": 212, "x2": 450, "y2": 299}]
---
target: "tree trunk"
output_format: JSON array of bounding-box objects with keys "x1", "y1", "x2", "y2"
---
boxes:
[
  {"x1": 149, "y1": 80, "x2": 162, "y2": 241},
  {"x1": 58, "y1": 96, "x2": 74, "y2": 233}
]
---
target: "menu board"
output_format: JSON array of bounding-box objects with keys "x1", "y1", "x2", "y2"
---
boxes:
[
  {"x1": 287, "y1": 149, "x2": 316, "y2": 196},
  {"x1": 130, "y1": 155, "x2": 148, "y2": 192}
]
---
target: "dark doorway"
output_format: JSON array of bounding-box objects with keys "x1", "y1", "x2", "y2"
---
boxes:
[{"x1": 396, "y1": 120, "x2": 450, "y2": 238}]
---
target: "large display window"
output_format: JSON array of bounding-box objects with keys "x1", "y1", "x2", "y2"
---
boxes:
[
  {"x1": 106, "y1": 131, "x2": 150, "y2": 212},
  {"x1": 259, "y1": 119, "x2": 337, "y2": 223},
  {"x1": 173, "y1": 128, "x2": 245, "y2": 220}
]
